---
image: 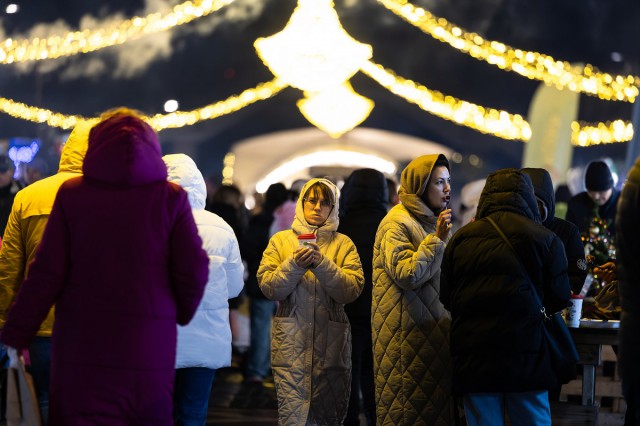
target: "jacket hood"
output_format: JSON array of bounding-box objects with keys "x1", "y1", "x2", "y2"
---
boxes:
[
  {"x1": 341, "y1": 168, "x2": 388, "y2": 214},
  {"x1": 163, "y1": 154, "x2": 207, "y2": 210},
  {"x1": 58, "y1": 119, "x2": 96, "y2": 174},
  {"x1": 476, "y1": 168, "x2": 540, "y2": 222},
  {"x1": 83, "y1": 114, "x2": 167, "y2": 186},
  {"x1": 292, "y1": 178, "x2": 340, "y2": 242},
  {"x1": 398, "y1": 154, "x2": 448, "y2": 224},
  {"x1": 521, "y1": 167, "x2": 555, "y2": 226}
]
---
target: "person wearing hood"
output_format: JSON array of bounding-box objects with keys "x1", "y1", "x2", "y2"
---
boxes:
[
  {"x1": 522, "y1": 168, "x2": 588, "y2": 295},
  {"x1": 257, "y1": 178, "x2": 364, "y2": 425},
  {"x1": 338, "y1": 168, "x2": 388, "y2": 426},
  {"x1": 0, "y1": 108, "x2": 209, "y2": 425},
  {"x1": 163, "y1": 154, "x2": 245, "y2": 425},
  {"x1": 0, "y1": 118, "x2": 94, "y2": 423},
  {"x1": 371, "y1": 154, "x2": 455, "y2": 425},
  {"x1": 440, "y1": 169, "x2": 571, "y2": 425}
]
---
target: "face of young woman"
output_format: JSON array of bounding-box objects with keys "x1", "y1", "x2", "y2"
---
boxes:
[
  {"x1": 422, "y1": 166, "x2": 451, "y2": 214},
  {"x1": 303, "y1": 190, "x2": 333, "y2": 226}
]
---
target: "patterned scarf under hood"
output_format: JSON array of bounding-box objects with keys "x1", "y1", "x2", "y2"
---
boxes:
[
  {"x1": 398, "y1": 154, "x2": 449, "y2": 225},
  {"x1": 292, "y1": 178, "x2": 340, "y2": 245}
]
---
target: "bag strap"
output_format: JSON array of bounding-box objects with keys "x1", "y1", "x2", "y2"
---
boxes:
[{"x1": 486, "y1": 216, "x2": 548, "y2": 319}]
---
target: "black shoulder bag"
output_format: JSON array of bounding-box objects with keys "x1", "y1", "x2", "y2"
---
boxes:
[{"x1": 487, "y1": 216, "x2": 579, "y2": 384}]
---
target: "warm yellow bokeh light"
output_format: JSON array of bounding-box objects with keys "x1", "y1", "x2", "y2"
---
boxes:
[
  {"x1": 378, "y1": 0, "x2": 639, "y2": 103},
  {"x1": 0, "y1": 0, "x2": 236, "y2": 64},
  {"x1": 254, "y1": 0, "x2": 372, "y2": 92},
  {"x1": 297, "y1": 82, "x2": 374, "y2": 138}
]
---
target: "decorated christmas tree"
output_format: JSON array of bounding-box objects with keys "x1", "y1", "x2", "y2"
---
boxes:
[{"x1": 581, "y1": 207, "x2": 616, "y2": 296}]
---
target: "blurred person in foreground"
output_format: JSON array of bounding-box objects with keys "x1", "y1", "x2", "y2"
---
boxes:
[
  {"x1": 371, "y1": 154, "x2": 455, "y2": 425},
  {"x1": 615, "y1": 156, "x2": 640, "y2": 426},
  {"x1": 338, "y1": 168, "x2": 388, "y2": 426},
  {"x1": 0, "y1": 108, "x2": 209, "y2": 425},
  {"x1": 164, "y1": 153, "x2": 245, "y2": 425},
  {"x1": 258, "y1": 178, "x2": 364, "y2": 425},
  {"x1": 0, "y1": 119, "x2": 94, "y2": 423},
  {"x1": 440, "y1": 169, "x2": 571, "y2": 425}
]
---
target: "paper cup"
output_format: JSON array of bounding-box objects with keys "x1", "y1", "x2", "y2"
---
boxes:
[
  {"x1": 565, "y1": 294, "x2": 584, "y2": 328},
  {"x1": 298, "y1": 233, "x2": 316, "y2": 247}
]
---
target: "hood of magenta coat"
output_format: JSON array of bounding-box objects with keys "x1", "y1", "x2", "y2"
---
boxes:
[{"x1": 82, "y1": 114, "x2": 167, "y2": 186}]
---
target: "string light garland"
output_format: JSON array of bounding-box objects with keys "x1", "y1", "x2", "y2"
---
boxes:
[
  {"x1": 377, "y1": 0, "x2": 640, "y2": 103},
  {"x1": 0, "y1": 0, "x2": 634, "y2": 148},
  {"x1": 0, "y1": 78, "x2": 287, "y2": 130},
  {"x1": 0, "y1": 0, "x2": 236, "y2": 64},
  {"x1": 361, "y1": 60, "x2": 532, "y2": 141},
  {"x1": 0, "y1": 67, "x2": 632, "y2": 147},
  {"x1": 571, "y1": 120, "x2": 634, "y2": 146}
]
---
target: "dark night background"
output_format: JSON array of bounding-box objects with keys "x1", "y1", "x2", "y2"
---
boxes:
[{"x1": 0, "y1": 0, "x2": 638, "y2": 186}]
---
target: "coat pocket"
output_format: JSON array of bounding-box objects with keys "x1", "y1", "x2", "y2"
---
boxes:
[
  {"x1": 323, "y1": 320, "x2": 351, "y2": 371},
  {"x1": 271, "y1": 317, "x2": 297, "y2": 368}
]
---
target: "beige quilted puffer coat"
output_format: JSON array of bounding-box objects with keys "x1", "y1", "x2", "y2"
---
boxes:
[
  {"x1": 372, "y1": 154, "x2": 456, "y2": 425},
  {"x1": 258, "y1": 178, "x2": 365, "y2": 425}
]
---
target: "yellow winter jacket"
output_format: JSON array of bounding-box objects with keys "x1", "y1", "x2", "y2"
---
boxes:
[{"x1": 0, "y1": 120, "x2": 93, "y2": 336}]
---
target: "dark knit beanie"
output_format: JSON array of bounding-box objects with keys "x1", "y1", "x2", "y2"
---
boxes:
[{"x1": 584, "y1": 161, "x2": 613, "y2": 191}]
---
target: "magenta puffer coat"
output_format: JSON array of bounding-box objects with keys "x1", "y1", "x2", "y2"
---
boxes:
[{"x1": 0, "y1": 113, "x2": 209, "y2": 425}]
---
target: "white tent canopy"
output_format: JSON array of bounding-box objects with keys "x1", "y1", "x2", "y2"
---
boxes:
[{"x1": 228, "y1": 127, "x2": 452, "y2": 195}]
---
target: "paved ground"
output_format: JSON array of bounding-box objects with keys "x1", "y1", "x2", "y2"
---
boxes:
[
  {"x1": 206, "y1": 367, "x2": 278, "y2": 425},
  {"x1": 205, "y1": 363, "x2": 624, "y2": 425}
]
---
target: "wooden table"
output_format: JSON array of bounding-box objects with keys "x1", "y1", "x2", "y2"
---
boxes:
[{"x1": 569, "y1": 321, "x2": 620, "y2": 406}]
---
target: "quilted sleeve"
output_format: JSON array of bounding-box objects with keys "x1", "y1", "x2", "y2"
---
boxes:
[
  {"x1": 312, "y1": 235, "x2": 364, "y2": 304},
  {"x1": 378, "y1": 221, "x2": 446, "y2": 291},
  {"x1": 258, "y1": 234, "x2": 308, "y2": 301}
]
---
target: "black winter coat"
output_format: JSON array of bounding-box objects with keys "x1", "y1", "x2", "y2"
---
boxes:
[
  {"x1": 338, "y1": 168, "x2": 388, "y2": 319},
  {"x1": 244, "y1": 211, "x2": 274, "y2": 299},
  {"x1": 522, "y1": 168, "x2": 588, "y2": 294},
  {"x1": 440, "y1": 169, "x2": 571, "y2": 394},
  {"x1": 616, "y1": 158, "x2": 640, "y2": 389},
  {"x1": 566, "y1": 190, "x2": 620, "y2": 239}
]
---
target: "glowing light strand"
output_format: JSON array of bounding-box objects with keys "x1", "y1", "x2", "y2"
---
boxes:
[
  {"x1": 377, "y1": 0, "x2": 639, "y2": 103},
  {"x1": 571, "y1": 120, "x2": 634, "y2": 146},
  {"x1": 0, "y1": 78, "x2": 287, "y2": 130},
  {"x1": 0, "y1": 0, "x2": 236, "y2": 64},
  {"x1": 361, "y1": 60, "x2": 532, "y2": 141}
]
